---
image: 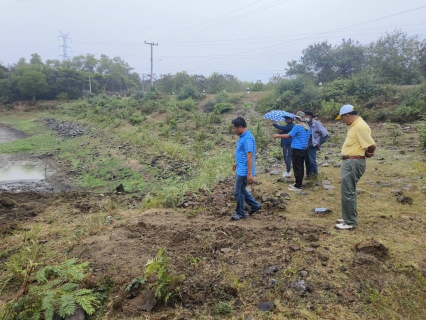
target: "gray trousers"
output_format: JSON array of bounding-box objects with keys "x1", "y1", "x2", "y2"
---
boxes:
[{"x1": 341, "y1": 159, "x2": 366, "y2": 225}]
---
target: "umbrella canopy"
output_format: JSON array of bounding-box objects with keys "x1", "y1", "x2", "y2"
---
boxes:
[{"x1": 262, "y1": 110, "x2": 295, "y2": 121}]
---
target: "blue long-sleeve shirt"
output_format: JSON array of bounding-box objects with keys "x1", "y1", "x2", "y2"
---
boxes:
[{"x1": 273, "y1": 122, "x2": 294, "y2": 146}]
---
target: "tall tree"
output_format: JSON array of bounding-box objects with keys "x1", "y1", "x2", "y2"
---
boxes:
[
  {"x1": 367, "y1": 30, "x2": 423, "y2": 84},
  {"x1": 13, "y1": 65, "x2": 48, "y2": 100}
]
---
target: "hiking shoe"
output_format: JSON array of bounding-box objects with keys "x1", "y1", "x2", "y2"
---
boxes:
[
  {"x1": 249, "y1": 205, "x2": 261, "y2": 215},
  {"x1": 288, "y1": 186, "x2": 302, "y2": 192},
  {"x1": 282, "y1": 171, "x2": 291, "y2": 177},
  {"x1": 336, "y1": 219, "x2": 344, "y2": 224},
  {"x1": 230, "y1": 214, "x2": 247, "y2": 221},
  {"x1": 335, "y1": 223, "x2": 355, "y2": 230}
]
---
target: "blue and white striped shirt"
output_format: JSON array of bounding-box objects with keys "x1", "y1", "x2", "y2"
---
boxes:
[
  {"x1": 288, "y1": 125, "x2": 311, "y2": 150},
  {"x1": 235, "y1": 129, "x2": 256, "y2": 176}
]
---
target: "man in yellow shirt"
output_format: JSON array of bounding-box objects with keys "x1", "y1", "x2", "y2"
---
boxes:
[{"x1": 335, "y1": 105, "x2": 376, "y2": 230}]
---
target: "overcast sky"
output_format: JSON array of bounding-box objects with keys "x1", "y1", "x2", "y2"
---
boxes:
[{"x1": 1, "y1": 0, "x2": 425, "y2": 82}]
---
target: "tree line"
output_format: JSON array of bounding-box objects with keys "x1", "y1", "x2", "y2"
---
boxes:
[{"x1": 0, "y1": 30, "x2": 425, "y2": 104}]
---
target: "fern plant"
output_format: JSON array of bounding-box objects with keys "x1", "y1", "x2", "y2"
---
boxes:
[
  {"x1": 144, "y1": 248, "x2": 185, "y2": 303},
  {"x1": 0, "y1": 258, "x2": 99, "y2": 320}
]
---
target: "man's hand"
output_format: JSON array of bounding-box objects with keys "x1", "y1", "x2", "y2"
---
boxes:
[
  {"x1": 365, "y1": 151, "x2": 374, "y2": 158},
  {"x1": 365, "y1": 144, "x2": 376, "y2": 158},
  {"x1": 247, "y1": 173, "x2": 254, "y2": 184},
  {"x1": 232, "y1": 163, "x2": 237, "y2": 171},
  {"x1": 273, "y1": 134, "x2": 280, "y2": 139}
]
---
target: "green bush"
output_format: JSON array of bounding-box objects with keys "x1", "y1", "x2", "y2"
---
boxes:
[
  {"x1": 215, "y1": 90, "x2": 229, "y2": 103},
  {"x1": 213, "y1": 102, "x2": 233, "y2": 114},
  {"x1": 144, "y1": 248, "x2": 185, "y2": 303},
  {"x1": 0, "y1": 258, "x2": 99, "y2": 320},
  {"x1": 255, "y1": 92, "x2": 276, "y2": 114},
  {"x1": 178, "y1": 98, "x2": 196, "y2": 112},
  {"x1": 202, "y1": 100, "x2": 215, "y2": 112},
  {"x1": 129, "y1": 114, "x2": 145, "y2": 125},
  {"x1": 389, "y1": 104, "x2": 421, "y2": 123},
  {"x1": 318, "y1": 99, "x2": 340, "y2": 120},
  {"x1": 177, "y1": 84, "x2": 200, "y2": 100}
]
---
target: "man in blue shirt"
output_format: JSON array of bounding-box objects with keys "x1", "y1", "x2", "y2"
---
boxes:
[
  {"x1": 273, "y1": 111, "x2": 311, "y2": 191},
  {"x1": 270, "y1": 116, "x2": 294, "y2": 177},
  {"x1": 230, "y1": 117, "x2": 261, "y2": 221}
]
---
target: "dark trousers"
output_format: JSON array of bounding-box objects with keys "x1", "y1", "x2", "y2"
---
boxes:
[{"x1": 292, "y1": 148, "x2": 306, "y2": 188}]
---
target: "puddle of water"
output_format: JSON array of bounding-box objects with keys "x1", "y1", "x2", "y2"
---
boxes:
[{"x1": 0, "y1": 165, "x2": 45, "y2": 181}]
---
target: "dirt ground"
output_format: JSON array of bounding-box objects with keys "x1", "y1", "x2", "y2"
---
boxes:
[{"x1": 1, "y1": 118, "x2": 425, "y2": 319}]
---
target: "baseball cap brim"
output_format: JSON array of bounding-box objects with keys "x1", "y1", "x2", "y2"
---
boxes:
[{"x1": 335, "y1": 114, "x2": 342, "y2": 120}]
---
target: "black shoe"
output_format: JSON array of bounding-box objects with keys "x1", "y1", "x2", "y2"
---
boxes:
[
  {"x1": 230, "y1": 214, "x2": 247, "y2": 221},
  {"x1": 249, "y1": 205, "x2": 261, "y2": 216}
]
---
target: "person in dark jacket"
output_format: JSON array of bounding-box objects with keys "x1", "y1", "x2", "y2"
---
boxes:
[{"x1": 270, "y1": 116, "x2": 294, "y2": 177}]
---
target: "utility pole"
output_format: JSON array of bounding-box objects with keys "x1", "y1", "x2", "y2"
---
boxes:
[
  {"x1": 58, "y1": 31, "x2": 71, "y2": 61},
  {"x1": 141, "y1": 73, "x2": 147, "y2": 92},
  {"x1": 144, "y1": 41, "x2": 158, "y2": 88}
]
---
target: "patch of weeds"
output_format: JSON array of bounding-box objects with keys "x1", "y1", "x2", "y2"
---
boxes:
[
  {"x1": 214, "y1": 301, "x2": 233, "y2": 315},
  {"x1": 0, "y1": 258, "x2": 99, "y2": 320},
  {"x1": 124, "y1": 277, "x2": 146, "y2": 292},
  {"x1": 144, "y1": 247, "x2": 186, "y2": 303}
]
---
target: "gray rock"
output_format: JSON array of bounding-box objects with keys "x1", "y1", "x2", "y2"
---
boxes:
[
  {"x1": 258, "y1": 301, "x2": 275, "y2": 312},
  {"x1": 300, "y1": 270, "x2": 308, "y2": 277},
  {"x1": 270, "y1": 170, "x2": 280, "y2": 175},
  {"x1": 139, "y1": 289, "x2": 157, "y2": 311},
  {"x1": 292, "y1": 280, "x2": 308, "y2": 292},
  {"x1": 264, "y1": 265, "x2": 279, "y2": 275}
]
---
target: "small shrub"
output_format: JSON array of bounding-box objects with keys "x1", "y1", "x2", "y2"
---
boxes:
[
  {"x1": 131, "y1": 91, "x2": 144, "y2": 100},
  {"x1": 228, "y1": 95, "x2": 243, "y2": 104},
  {"x1": 0, "y1": 258, "x2": 99, "y2": 320},
  {"x1": 389, "y1": 105, "x2": 421, "y2": 123},
  {"x1": 144, "y1": 248, "x2": 185, "y2": 303},
  {"x1": 202, "y1": 100, "x2": 215, "y2": 112},
  {"x1": 129, "y1": 114, "x2": 145, "y2": 125},
  {"x1": 318, "y1": 99, "x2": 340, "y2": 120},
  {"x1": 177, "y1": 84, "x2": 199, "y2": 100},
  {"x1": 178, "y1": 98, "x2": 196, "y2": 112},
  {"x1": 57, "y1": 92, "x2": 68, "y2": 102},
  {"x1": 215, "y1": 301, "x2": 233, "y2": 315},
  {"x1": 215, "y1": 90, "x2": 229, "y2": 103},
  {"x1": 213, "y1": 103, "x2": 233, "y2": 114}
]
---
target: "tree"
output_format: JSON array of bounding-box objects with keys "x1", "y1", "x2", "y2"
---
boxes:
[
  {"x1": 367, "y1": 30, "x2": 423, "y2": 84},
  {"x1": 0, "y1": 62, "x2": 13, "y2": 103},
  {"x1": 334, "y1": 39, "x2": 366, "y2": 79},
  {"x1": 13, "y1": 65, "x2": 48, "y2": 100}
]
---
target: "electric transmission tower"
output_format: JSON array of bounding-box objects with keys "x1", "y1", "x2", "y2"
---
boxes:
[
  {"x1": 58, "y1": 31, "x2": 71, "y2": 61},
  {"x1": 144, "y1": 41, "x2": 158, "y2": 88}
]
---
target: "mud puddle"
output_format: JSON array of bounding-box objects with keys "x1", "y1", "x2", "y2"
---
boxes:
[
  {"x1": 0, "y1": 164, "x2": 45, "y2": 181},
  {"x1": 0, "y1": 125, "x2": 73, "y2": 193}
]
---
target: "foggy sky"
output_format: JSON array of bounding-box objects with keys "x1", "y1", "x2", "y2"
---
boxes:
[{"x1": 1, "y1": 0, "x2": 425, "y2": 82}]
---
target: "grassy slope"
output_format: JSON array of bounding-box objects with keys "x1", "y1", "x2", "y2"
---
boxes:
[{"x1": 1, "y1": 95, "x2": 426, "y2": 319}]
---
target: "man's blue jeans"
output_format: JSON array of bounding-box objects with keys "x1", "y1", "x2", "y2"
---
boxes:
[
  {"x1": 234, "y1": 175, "x2": 259, "y2": 217},
  {"x1": 282, "y1": 144, "x2": 292, "y2": 173},
  {"x1": 305, "y1": 146, "x2": 318, "y2": 177}
]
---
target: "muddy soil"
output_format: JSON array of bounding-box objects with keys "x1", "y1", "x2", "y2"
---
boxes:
[
  {"x1": 0, "y1": 124, "x2": 73, "y2": 193},
  {"x1": 0, "y1": 125, "x2": 29, "y2": 143}
]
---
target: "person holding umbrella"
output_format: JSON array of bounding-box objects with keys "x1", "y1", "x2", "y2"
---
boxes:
[
  {"x1": 273, "y1": 111, "x2": 311, "y2": 191},
  {"x1": 269, "y1": 116, "x2": 294, "y2": 177}
]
